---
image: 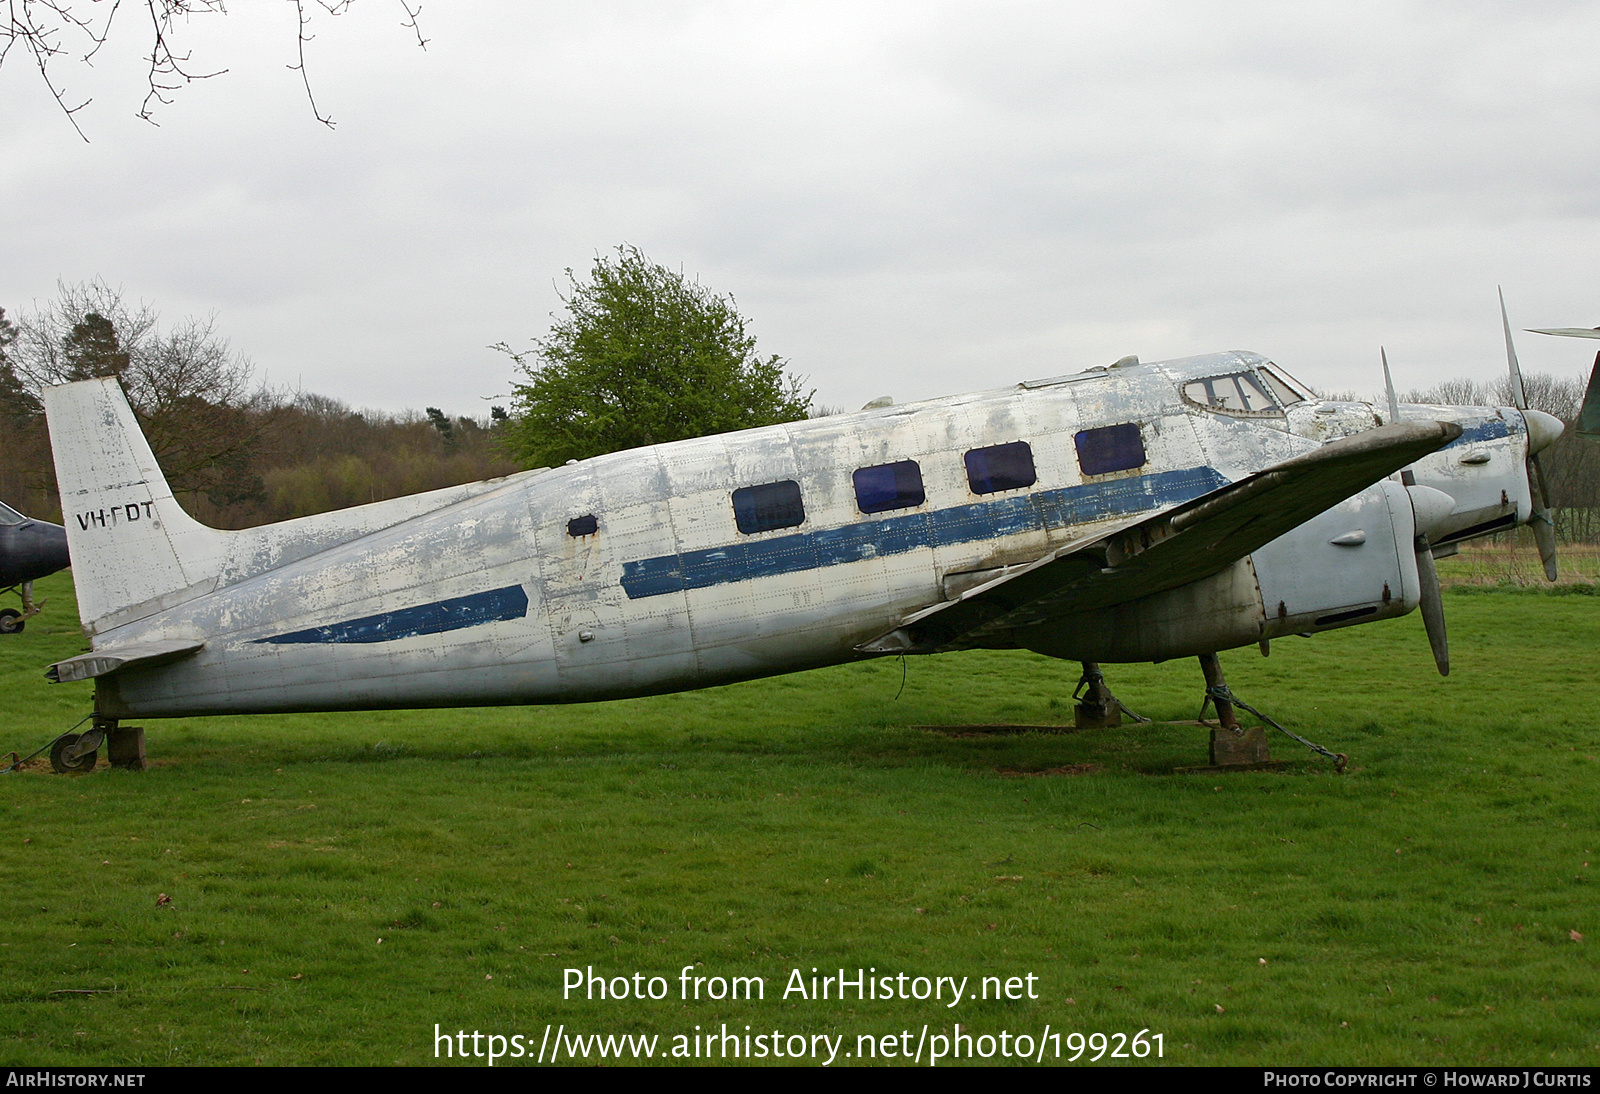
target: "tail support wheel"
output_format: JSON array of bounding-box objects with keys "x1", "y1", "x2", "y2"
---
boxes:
[{"x1": 49, "y1": 730, "x2": 104, "y2": 774}]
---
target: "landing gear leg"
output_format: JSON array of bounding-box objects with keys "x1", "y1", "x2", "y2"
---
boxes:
[
  {"x1": 1198, "y1": 653, "x2": 1270, "y2": 766},
  {"x1": 0, "y1": 581, "x2": 46, "y2": 633},
  {"x1": 47, "y1": 716, "x2": 146, "y2": 774},
  {"x1": 21, "y1": 580, "x2": 42, "y2": 620},
  {"x1": 50, "y1": 726, "x2": 104, "y2": 773},
  {"x1": 1073, "y1": 662, "x2": 1122, "y2": 729}
]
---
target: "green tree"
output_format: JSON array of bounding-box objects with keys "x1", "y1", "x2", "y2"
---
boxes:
[
  {"x1": 498, "y1": 246, "x2": 812, "y2": 467},
  {"x1": 10, "y1": 281, "x2": 273, "y2": 513},
  {"x1": 0, "y1": 307, "x2": 42, "y2": 430},
  {"x1": 62, "y1": 312, "x2": 130, "y2": 381}
]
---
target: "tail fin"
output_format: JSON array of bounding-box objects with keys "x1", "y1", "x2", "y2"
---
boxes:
[{"x1": 43, "y1": 378, "x2": 227, "y2": 632}]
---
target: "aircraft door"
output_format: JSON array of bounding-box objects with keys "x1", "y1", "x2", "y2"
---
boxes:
[{"x1": 529, "y1": 474, "x2": 631, "y2": 696}]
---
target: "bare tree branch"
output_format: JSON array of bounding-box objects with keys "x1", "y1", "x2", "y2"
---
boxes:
[
  {"x1": 1, "y1": 0, "x2": 426, "y2": 135},
  {"x1": 136, "y1": 1, "x2": 229, "y2": 126},
  {"x1": 398, "y1": 0, "x2": 425, "y2": 50},
  {"x1": 288, "y1": 0, "x2": 334, "y2": 128}
]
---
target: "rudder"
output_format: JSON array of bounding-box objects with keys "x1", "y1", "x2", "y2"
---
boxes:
[{"x1": 43, "y1": 378, "x2": 227, "y2": 632}]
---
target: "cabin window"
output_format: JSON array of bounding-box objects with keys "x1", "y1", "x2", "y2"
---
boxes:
[
  {"x1": 965, "y1": 441, "x2": 1036, "y2": 494},
  {"x1": 1181, "y1": 372, "x2": 1283, "y2": 416},
  {"x1": 853, "y1": 460, "x2": 925, "y2": 514},
  {"x1": 0, "y1": 501, "x2": 23, "y2": 525},
  {"x1": 1075, "y1": 423, "x2": 1146, "y2": 476},
  {"x1": 566, "y1": 514, "x2": 598, "y2": 537},
  {"x1": 732, "y1": 480, "x2": 806, "y2": 534}
]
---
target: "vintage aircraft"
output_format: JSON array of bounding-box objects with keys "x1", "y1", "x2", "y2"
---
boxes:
[
  {"x1": 37, "y1": 320, "x2": 1572, "y2": 774},
  {"x1": 0, "y1": 499, "x2": 69, "y2": 634},
  {"x1": 1527, "y1": 323, "x2": 1600, "y2": 440}
]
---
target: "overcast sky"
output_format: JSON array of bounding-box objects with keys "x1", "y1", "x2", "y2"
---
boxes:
[{"x1": 3, "y1": 1, "x2": 1598, "y2": 418}]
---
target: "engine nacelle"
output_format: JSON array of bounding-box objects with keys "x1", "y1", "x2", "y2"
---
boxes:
[{"x1": 1018, "y1": 479, "x2": 1420, "y2": 663}]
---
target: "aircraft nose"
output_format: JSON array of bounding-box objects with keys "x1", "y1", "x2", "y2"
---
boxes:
[
  {"x1": 1524, "y1": 409, "x2": 1564, "y2": 455},
  {"x1": 39, "y1": 522, "x2": 70, "y2": 573}
]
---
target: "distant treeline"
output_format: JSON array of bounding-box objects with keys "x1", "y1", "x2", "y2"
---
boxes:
[
  {"x1": 3, "y1": 285, "x2": 1597, "y2": 541},
  {"x1": 0, "y1": 388, "x2": 519, "y2": 530},
  {"x1": 0, "y1": 286, "x2": 518, "y2": 530},
  {"x1": 1402, "y1": 373, "x2": 1600, "y2": 544},
  {"x1": 8, "y1": 371, "x2": 1597, "y2": 539}
]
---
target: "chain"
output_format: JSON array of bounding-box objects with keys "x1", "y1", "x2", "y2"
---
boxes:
[
  {"x1": 0, "y1": 715, "x2": 93, "y2": 775},
  {"x1": 1204, "y1": 684, "x2": 1347, "y2": 773}
]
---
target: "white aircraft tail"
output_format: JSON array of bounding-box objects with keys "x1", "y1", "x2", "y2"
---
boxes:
[
  {"x1": 43, "y1": 378, "x2": 229, "y2": 631},
  {"x1": 45, "y1": 377, "x2": 547, "y2": 636}
]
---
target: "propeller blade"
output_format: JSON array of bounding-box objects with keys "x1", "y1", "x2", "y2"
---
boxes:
[
  {"x1": 1499, "y1": 289, "x2": 1559, "y2": 581},
  {"x1": 1382, "y1": 347, "x2": 1400, "y2": 425},
  {"x1": 1531, "y1": 512, "x2": 1559, "y2": 582},
  {"x1": 1415, "y1": 538, "x2": 1449, "y2": 677},
  {"x1": 1500, "y1": 287, "x2": 1528, "y2": 410},
  {"x1": 1381, "y1": 348, "x2": 1416, "y2": 485},
  {"x1": 1528, "y1": 327, "x2": 1600, "y2": 339}
]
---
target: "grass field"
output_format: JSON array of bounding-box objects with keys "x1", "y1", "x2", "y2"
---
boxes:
[
  {"x1": 1438, "y1": 540, "x2": 1600, "y2": 587},
  {"x1": 2, "y1": 570, "x2": 1598, "y2": 1067}
]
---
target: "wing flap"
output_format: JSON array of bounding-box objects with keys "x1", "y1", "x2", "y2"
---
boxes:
[{"x1": 861, "y1": 420, "x2": 1462, "y2": 654}]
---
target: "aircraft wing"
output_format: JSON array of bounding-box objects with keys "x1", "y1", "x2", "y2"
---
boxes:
[{"x1": 859, "y1": 420, "x2": 1462, "y2": 654}]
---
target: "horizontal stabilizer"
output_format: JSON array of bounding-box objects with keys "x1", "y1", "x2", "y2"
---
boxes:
[
  {"x1": 861, "y1": 419, "x2": 1462, "y2": 653},
  {"x1": 46, "y1": 639, "x2": 205, "y2": 684}
]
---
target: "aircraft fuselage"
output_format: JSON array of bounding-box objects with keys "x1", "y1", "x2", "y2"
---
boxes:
[{"x1": 53, "y1": 352, "x2": 1538, "y2": 719}]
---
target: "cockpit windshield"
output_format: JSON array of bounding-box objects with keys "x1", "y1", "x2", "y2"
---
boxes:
[
  {"x1": 1258, "y1": 365, "x2": 1311, "y2": 404},
  {"x1": 0, "y1": 501, "x2": 26, "y2": 525},
  {"x1": 1181, "y1": 364, "x2": 1311, "y2": 417},
  {"x1": 1182, "y1": 372, "x2": 1282, "y2": 416}
]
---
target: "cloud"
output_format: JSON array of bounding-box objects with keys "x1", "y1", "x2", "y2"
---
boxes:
[{"x1": 3, "y1": 1, "x2": 1597, "y2": 413}]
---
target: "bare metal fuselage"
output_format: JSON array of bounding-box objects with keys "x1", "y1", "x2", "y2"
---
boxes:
[{"x1": 52, "y1": 351, "x2": 1537, "y2": 719}]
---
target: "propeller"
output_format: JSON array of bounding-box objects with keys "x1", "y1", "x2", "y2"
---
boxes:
[
  {"x1": 1499, "y1": 288, "x2": 1560, "y2": 581},
  {"x1": 1381, "y1": 348, "x2": 1450, "y2": 675}
]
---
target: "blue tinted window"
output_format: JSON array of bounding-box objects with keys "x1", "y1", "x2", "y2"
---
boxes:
[
  {"x1": 853, "y1": 460, "x2": 925, "y2": 514},
  {"x1": 1075, "y1": 423, "x2": 1146, "y2": 476},
  {"x1": 732, "y1": 480, "x2": 805, "y2": 534},
  {"x1": 965, "y1": 442, "x2": 1036, "y2": 494}
]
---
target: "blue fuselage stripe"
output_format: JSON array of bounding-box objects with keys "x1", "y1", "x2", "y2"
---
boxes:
[
  {"x1": 1442, "y1": 417, "x2": 1514, "y2": 448},
  {"x1": 620, "y1": 466, "x2": 1229, "y2": 600},
  {"x1": 258, "y1": 584, "x2": 530, "y2": 645}
]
